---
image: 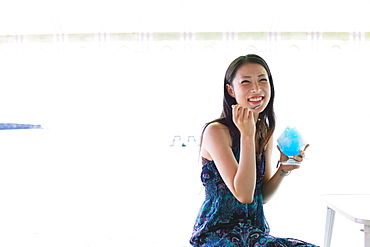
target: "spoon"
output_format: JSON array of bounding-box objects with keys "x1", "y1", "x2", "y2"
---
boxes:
[
  {"x1": 249, "y1": 104, "x2": 261, "y2": 110},
  {"x1": 232, "y1": 104, "x2": 261, "y2": 110}
]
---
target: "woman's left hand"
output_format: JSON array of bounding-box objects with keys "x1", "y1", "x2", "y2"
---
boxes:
[{"x1": 277, "y1": 144, "x2": 310, "y2": 171}]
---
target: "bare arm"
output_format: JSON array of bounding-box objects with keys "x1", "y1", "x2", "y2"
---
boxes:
[
  {"x1": 202, "y1": 106, "x2": 257, "y2": 204},
  {"x1": 262, "y1": 139, "x2": 308, "y2": 204},
  {"x1": 261, "y1": 136, "x2": 285, "y2": 203}
]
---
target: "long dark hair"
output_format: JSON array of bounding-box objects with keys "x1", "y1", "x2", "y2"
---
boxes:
[{"x1": 201, "y1": 54, "x2": 276, "y2": 157}]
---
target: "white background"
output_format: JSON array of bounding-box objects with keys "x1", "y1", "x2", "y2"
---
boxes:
[{"x1": 0, "y1": 1, "x2": 370, "y2": 246}]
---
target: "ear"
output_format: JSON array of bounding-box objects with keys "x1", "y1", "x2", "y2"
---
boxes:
[{"x1": 226, "y1": 84, "x2": 235, "y2": 98}]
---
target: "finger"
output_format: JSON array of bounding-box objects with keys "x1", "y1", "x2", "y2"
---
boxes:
[
  {"x1": 233, "y1": 105, "x2": 241, "y2": 121},
  {"x1": 232, "y1": 104, "x2": 240, "y2": 122},
  {"x1": 281, "y1": 164, "x2": 300, "y2": 172},
  {"x1": 245, "y1": 107, "x2": 252, "y2": 120},
  {"x1": 241, "y1": 106, "x2": 247, "y2": 120},
  {"x1": 293, "y1": 155, "x2": 303, "y2": 162},
  {"x1": 298, "y1": 144, "x2": 309, "y2": 159},
  {"x1": 234, "y1": 105, "x2": 246, "y2": 124},
  {"x1": 239, "y1": 107, "x2": 251, "y2": 123}
]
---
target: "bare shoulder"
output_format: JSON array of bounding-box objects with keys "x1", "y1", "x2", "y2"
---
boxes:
[
  {"x1": 205, "y1": 122, "x2": 229, "y2": 132},
  {"x1": 201, "y1": 122, "x2": 232, "y2": 160},
  {"x1": 204, "y1": 122, "x2": 230, "y2": 140}
]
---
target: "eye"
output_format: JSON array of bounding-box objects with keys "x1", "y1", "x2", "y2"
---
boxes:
[
  {"x1": 259, "y1": 78, "x2": 268, "y2": 82},
  {"x1": 241, "y1": 80, "x2": 250, "y2": 84}
]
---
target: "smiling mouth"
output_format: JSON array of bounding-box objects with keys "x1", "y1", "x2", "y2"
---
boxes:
[
  {"x1": 247, "y1": 96, "x2": 264, "y2": 110},
  {"x1": 248, "y1": 96, "x2": 264, "y2": 103}
]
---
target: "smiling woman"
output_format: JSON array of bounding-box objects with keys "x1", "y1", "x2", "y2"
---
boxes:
[{"x1": 190, "y1": 55, "x2": 317, "y2": 246}]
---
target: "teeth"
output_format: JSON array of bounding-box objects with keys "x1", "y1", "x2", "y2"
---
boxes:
[{"x1": 249, "y1": 97, "x2": 263, "y2": 102}]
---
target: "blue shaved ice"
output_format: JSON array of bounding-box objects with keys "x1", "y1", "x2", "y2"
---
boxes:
[{"x1": 277, "y1": 127, "x2": 306, "y2": 157}]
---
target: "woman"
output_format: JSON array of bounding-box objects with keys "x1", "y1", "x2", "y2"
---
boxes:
[{"x1": 190, "y1": 54, "x2": 317, "y2": 246}]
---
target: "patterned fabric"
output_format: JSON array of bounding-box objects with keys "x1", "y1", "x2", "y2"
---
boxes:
[{"x1": 189, "y1": 151, "x2": 318, "y2": 247}]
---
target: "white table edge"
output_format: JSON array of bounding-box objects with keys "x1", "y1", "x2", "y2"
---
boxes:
[{"x1": 321, "y1": 194, "x2": 370, "y2": 225}]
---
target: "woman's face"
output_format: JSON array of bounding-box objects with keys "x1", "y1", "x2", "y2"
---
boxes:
[{"x1": 227, "y1": 62, "x2": 271, "y2": 112}]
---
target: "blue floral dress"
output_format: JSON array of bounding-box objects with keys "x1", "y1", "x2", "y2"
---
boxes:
[{"x1": 189, "y1": 150, "x2": 318, "y2": 247}]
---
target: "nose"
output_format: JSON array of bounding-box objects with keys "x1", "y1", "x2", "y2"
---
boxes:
[{"x1": 251, "y1": 81, "x2": 261, "y2": 93}]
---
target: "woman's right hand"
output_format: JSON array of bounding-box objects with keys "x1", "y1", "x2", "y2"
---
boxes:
[{"x1": 232, "y1": 104, "x2": 256, "y2": 137}]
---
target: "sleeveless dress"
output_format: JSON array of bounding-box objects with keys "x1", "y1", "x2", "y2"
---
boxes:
[{"x1": 189, "y1": 150, "x2": 318, "y2": 247}]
